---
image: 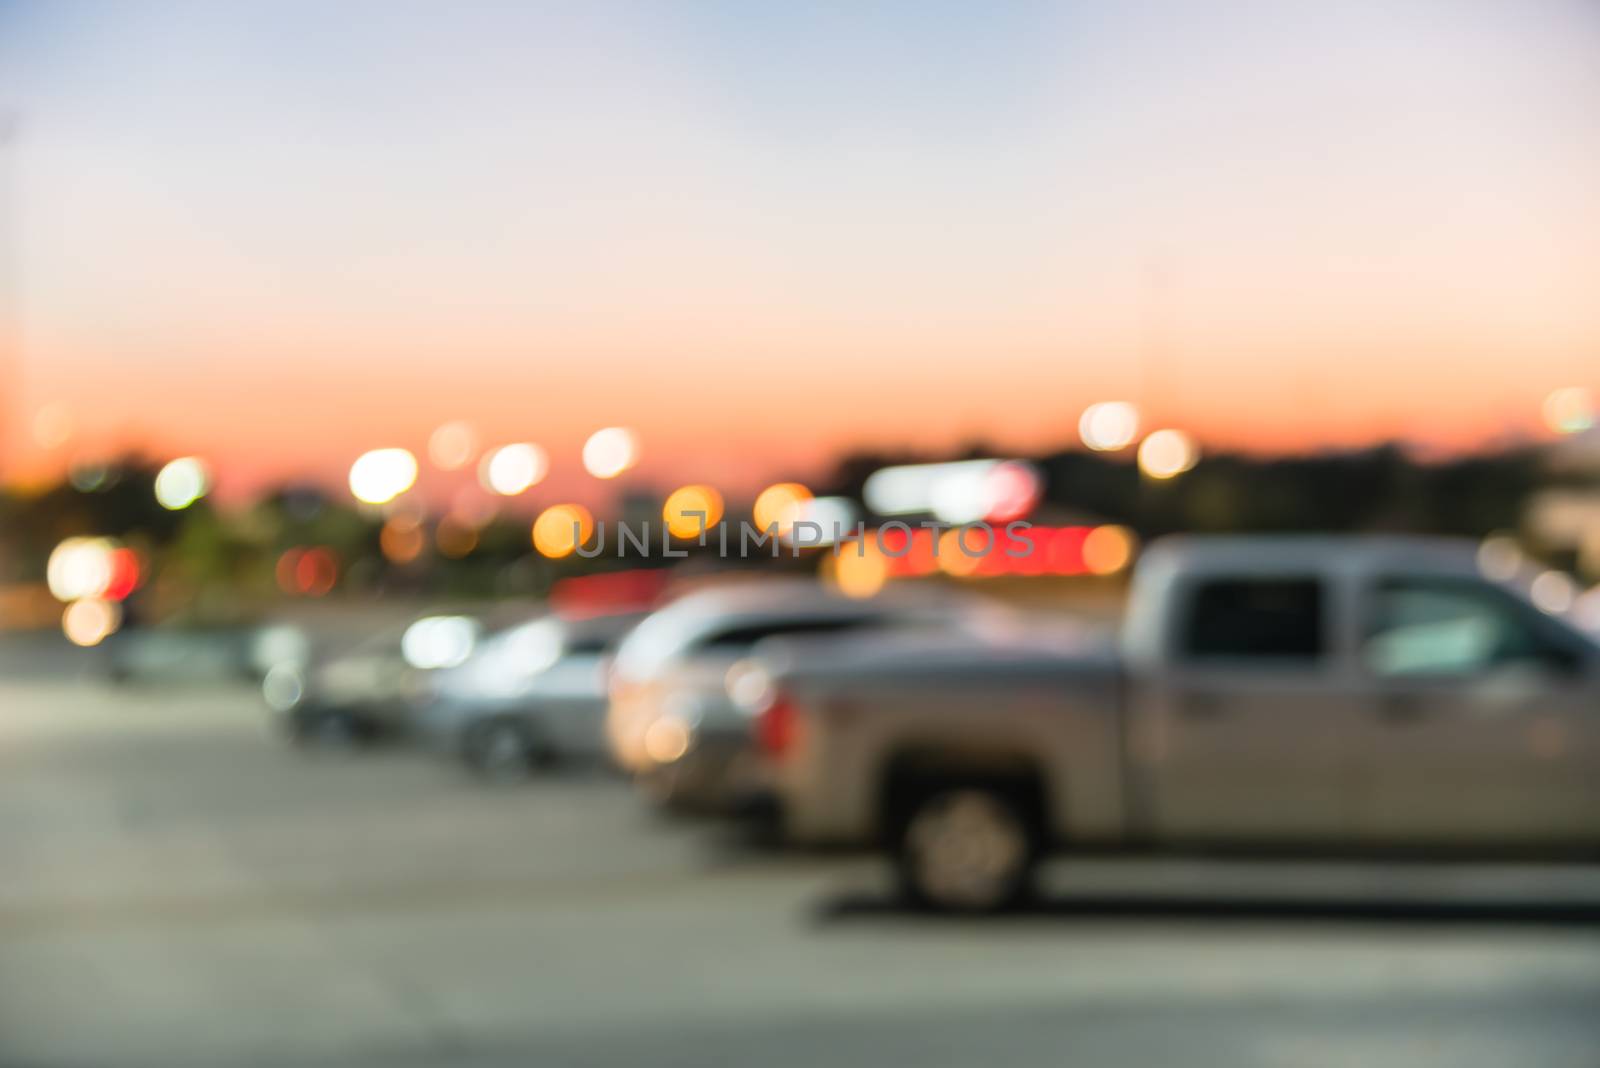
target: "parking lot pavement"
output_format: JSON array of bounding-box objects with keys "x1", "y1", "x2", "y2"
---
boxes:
[{"x1": 3, "y1": 677, "x2": 1600, "y2": 1067}]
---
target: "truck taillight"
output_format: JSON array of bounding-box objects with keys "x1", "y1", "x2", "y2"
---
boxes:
[{"x1": 756, "y1": 691, "x2": 798, "y2": 757}]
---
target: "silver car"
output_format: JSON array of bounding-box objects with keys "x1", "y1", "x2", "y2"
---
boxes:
[{"x1": 414, "y1": 610, "x2": 642, "y2": 777}]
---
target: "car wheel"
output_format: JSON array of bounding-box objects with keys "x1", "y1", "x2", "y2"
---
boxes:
[
  {"x1": 290, "y1": 709, "x2": 363, "y2": 749},
  {"x1": 464, "y1": 719, "x2": 539, "y2": 780},
  {"x1": 894, "y1": 785, "x2": 1038, "y2": 913}
]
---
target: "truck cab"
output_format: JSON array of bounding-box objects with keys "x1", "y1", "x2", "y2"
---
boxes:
[{"x1": 1124, "y1": 537, "x2": 1600, "y2": 846}]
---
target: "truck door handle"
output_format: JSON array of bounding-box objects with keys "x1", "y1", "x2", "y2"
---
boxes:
[
  {"x1": 1380, "y1": 694, "x2": 1426, "y2": 724},
  {"x1": 1181, "y1": 692, "x2": 1225, "y2": 720}
]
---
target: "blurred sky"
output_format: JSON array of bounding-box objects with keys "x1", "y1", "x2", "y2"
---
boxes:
[{"x1": 1, "y1": 0, "x2": 1597, "y2": 499}]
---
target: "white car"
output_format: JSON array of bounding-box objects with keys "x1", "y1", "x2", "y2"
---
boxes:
[{"x1": 605, "y1": 580, "x2": 1005, "y2": 811}]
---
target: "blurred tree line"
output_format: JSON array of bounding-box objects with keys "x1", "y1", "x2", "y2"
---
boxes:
[
  {"x1": 0, "y1": 443, "x2": 1574, "y2": 623},
  {"x1": 824, "y1": 443, "x2": 1549, "y2": 538}
]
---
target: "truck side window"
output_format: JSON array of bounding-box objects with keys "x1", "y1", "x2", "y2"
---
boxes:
[
  {"x1": 1364, "y1": 577, "x2": 1583, "y2": 677},
  {"x1": 1181, "y1": 578, "x2": 1324, "y2": 661}
]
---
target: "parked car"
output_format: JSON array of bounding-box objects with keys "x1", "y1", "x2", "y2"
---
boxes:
[
  {"x1": 261, "y1": 612, "x2": 485, "y2": 744},
  {"x1": 414, "y1": 610, "x2": 643, "y2": 777},
  {"x1": 605, "y1": 581, "x2": 1000, "y2": 812},
  {"x1": 744, "y1": 536, "x2": 1600, "y2": 911}
]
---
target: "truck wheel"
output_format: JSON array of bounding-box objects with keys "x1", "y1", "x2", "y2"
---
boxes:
[
  {"x1": 894, "y1": 785, "x2": 1039, "y2": 913},
  {"x1": 464, "y1": 719, "x2": 540, "y2": 781}
]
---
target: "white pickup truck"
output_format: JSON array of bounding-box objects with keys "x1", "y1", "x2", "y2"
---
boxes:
[{"x1": 747, "y1": 536, "x2": 1600, "y2": 911}]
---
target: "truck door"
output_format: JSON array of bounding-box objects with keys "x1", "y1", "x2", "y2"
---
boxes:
[
  {"x1": 1134, "y1": 574, "x2": 1355, "y2": 841},
  {"x1": 1351, "y1": 575, "x2": 1600, "y2": 844}
]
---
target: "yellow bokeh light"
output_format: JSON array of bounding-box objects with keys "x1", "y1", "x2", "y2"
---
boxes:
[
  {"x1": 643, "y1": 716, "x2": 692, "y2": 764},
  {"x1": 662, "y1": 484, "x2": 725, "y2": 540},
  {"x1": 1137, "y1": 429, "x2": 1199, "y2": 480},
  {"x1": 533, "y1": 503, "x2": 595, "y2": 558},
  {"x1": 380, "y1": 515, "x2": 426, "y2": 564},
  {"x1": 752, "y1": 482, "x2": 812, "y2": 535},
  {"x1": 937, "y1": 528, "x2": 983, "y2": 577},
  {"x1": 1082, "y1": 524, "x2": 1137, "y2": 575},
  {"x1": 831, "y1": 544, "x2": 890, "y2": 599},
  {"x1": 435, "y1": 516, "x2": 479, "y2": 559}
]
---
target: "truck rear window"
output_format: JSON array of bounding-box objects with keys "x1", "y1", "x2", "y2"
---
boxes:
[{"x1": 1181, "y1": 578, "x2": 1325, "y2": 661}]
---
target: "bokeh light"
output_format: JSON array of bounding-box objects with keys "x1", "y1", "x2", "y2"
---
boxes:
[
  {"x1": 1574, "y1": 585, "x2": 1600, "y2": 633},
  {"x1": 348, "y1": 448, "x2": 418, "y2": 505},
  {"x1": 1137, "y1": 429, "x2": 1199, "y2": 479},
  {"x1": 380, "y1": 515, "x2": 427, "y2": 564},
  {"x1": 582, "y1": 427, "x2": 639, "y2": 479},
  {"x1": 1078, "y1": 401, "x2": 1140, "y2": 451},
  {"x1": 937, "y1": 529, "x2": 983, "y2": 577},
  {"x1": 643, "y1": 716, "x2": 692, "y2": 764},
  {"x1": 1531, "y1": 570, "x2": 1577, "y2": 614},
  {"x1": 533, "y1": 503, "x2": 595, "y2": 558},
  {"x1": 1476, "y1": 534, "x2": 1523, "y2": 581},
  {"x1": 154, "y1": 457, "x2": 210, "y2": 511},
  {"x1": 401, "y1": 615, "x2": 479, "y2": 670},
  {"x1": 428, "y1": 421, "x2": 479, "y2": 471},
  {"x1": 47, "y1": 537, "x2": 116, "y2": 602},
  {"x1": 1542, "y1": 387, "x2": 1595, "y2": 435},
  {"x1": 448, "y1": 487, "x2": 498, "y2": 531},
  {"x1": 792, "y1": 497, "x2": 859, "y2": 544},
  {"x1": 1082, "y1": 524, "x2": 1137, "y2": 575},
  {"x1": 102, "y1": 547, "x2": 142, "y2": 601},
  {"x1": 662, "y1": 484, "x2": 725, "y2": 540},
  {"x1": 32, "y1": 403, "x2": 73, "y2": 449},
  {"x1": 69, "y1": 461, "x2": 117, "y2": 493},
  {"x1": 480, "y1": 442, "x2": 549, "y2": 496},
  {"x1": 276, "y1": 547, "x2": 339, "y2": 596},
  {"x1": 830, "y1": 543, "x2": 890, "y2": 598},
  {"x1": 979, "y1": 461, "x2": 1042, "y2": 523},
  {"x1": 62, "y1": 598, "x2": 121, "y2": 647},
  {"x1": 752, "y1": 482, "x2": 812, "y2": 535},
  {"x1": 435, "y1": 516, "x2": 479, "y2": 558}
]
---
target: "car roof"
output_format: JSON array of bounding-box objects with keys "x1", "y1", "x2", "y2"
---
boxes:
[{"x1": 660, "y1": 579, "x2": 887, "y2": 619}]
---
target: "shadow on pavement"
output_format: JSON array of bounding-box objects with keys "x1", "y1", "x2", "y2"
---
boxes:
[{"x1": 812, "y1": 892, "x2": 1600, "y2": 928}]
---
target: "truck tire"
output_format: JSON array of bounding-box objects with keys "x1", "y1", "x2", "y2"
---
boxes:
[{"x1": 893, "y1": 784, "x2": 1041, "y2": 913}]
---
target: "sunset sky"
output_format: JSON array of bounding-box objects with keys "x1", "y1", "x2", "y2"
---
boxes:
[{"x1": 1, "y1": 0, "x2": 1597, "y2": 501}]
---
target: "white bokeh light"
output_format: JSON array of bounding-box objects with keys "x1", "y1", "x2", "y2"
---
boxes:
[
  {"x1": 154, "y1": 457, "x2": 210, "y2": 510},
  {"x1": 348, "y1": 448, "x2": 419, "y2": 505},
  {"x1": 582, "y1": 427, "x2": 639, "y2": 479},
  {"x1": 480, "y1": 443, "x2": 549, "y2": 496},
  {"x1": 1078, "y1": 402, "x2": 1140, "y2": 451},
  {"x1": 1137, "y1": 429, "x2": 1199, "y2": 479}
]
